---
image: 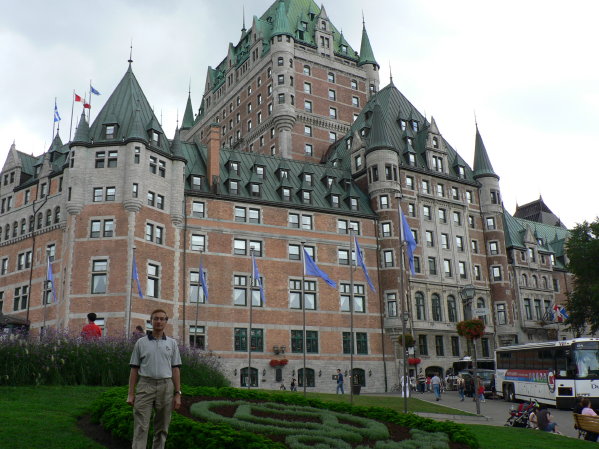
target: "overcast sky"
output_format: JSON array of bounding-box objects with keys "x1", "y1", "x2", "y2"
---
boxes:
[{"x1": 1, "y1": 0, "x2": 597, "y2": 228}]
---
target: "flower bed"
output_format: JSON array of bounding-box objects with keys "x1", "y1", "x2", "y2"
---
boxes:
[{"x1": 91, "y1": 386, "x2": 479, "y2": 448}]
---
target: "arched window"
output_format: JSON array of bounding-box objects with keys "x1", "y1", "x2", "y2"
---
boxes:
[
  {"x1": 45, "y1": 209, "x2": 52, "y2": 226},
  {"x1": 532, "y1": 275, "x2": 538, "y2": 288},
  {"x1": 240, "y1": 367, "x2": 258, "y2": 387},
  {"x1": 542, "y1": 276, "x2": 548, "y2": 289},
  {"x1": 37, "y1": 212, "x2": 43, "y2": 229},
  {"x1": 20, "y1": 218, "x2": 26, "y2": 234},
  {"x1": 4, "y1": 224, "x2": 9, "y2": 240},
  {"x1": 432, "y1": 294, "x2": 442, "y2": 321},
  {"x1": 297, "y1": 368, "x2": 315, "y2": 387},
  {"x1": 28, "y1": 215, "x2": 34, "y2": 232},
  {"x1": 477, "y1": 297, "x2": 487, "y2": 324},
  {"x1": 352, "y1": 368, "x2": 366, "y2": 387},
  {"x1": 415, "y1": 292, "x2": 426, "y2": 320},
  {"x1": 12, "y1": 221, "x2": 17, "y2": 237},
  {"x1": 54, "y1": 207, "x2": 61, "y2": 224},
  {"x1": 447, "y1": 295, "x2": 457, "y2": 322},
  {"x1": 521, "y1": 274, "x2": 528, "y2": 286}
]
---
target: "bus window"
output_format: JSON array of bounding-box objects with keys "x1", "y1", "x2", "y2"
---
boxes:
[
  {"x1": 554, "y1": 348, "x2": 570, "y2": 378},
  {"x1": 574, "y1": 347, "x2": 599, "y2": 378}
]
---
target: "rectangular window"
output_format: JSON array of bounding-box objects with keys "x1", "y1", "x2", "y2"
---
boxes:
[
  {"x1": 491, "y1": 266, "x2": 502, "y2": 281},
  {"x1": 524, "y1": 299, "x2": 532, "y2": 320},
  {"x1": 13, "y1": 286, "x2": 29, "y2": 311},
  {"x1": 474, "y1": 265, "x2": 482, "y2": 280},
  {"x1": 91, "y1": 260, "x2": 107, "y2": 294},
  {"x1": 497, "y1": 304, "x2": 507, "y2": 325},
  {"x1": 291, "y1": 330, "x2": 319, "y2": 353},
  {"x1": 428, "y1": 257, "x2": 437, "y2": 275},
  {"x1": 192, "y1": 201, "x2": 205, "y2": 218},
  {"x1": 459, "y1": 261, "x2": 467, "y2": 279},
  {"x1": 444, "y1": 259, "x2": 452, "y2": 277},
  {"x1": 342, "y1": 332, "x2": 368, "y2": 354},
  {"x1": 147, "y1": 263, "x2": 160, "y2": 298},
  {"x1": 418, "y1": 335, "x2": 428, "y2": 356},
  {"x1": 340, "y1": 283, "x2": 365, "y2": 313},
  {"x1": 387, "y1": 292, "x2": 397, "y2": 317},
  {"x1": 383, "y1": 250, "x2": 394, "y2": 267},
  {"x1": 289, "y1": 279, "x2": 316, "y2": 310},
  {"x1": 451, "y1": 336, "x2": 460, "y2": 357},
  {"x1": 93, "y1": 188, "x2": 103, "y2": 202},
  {"x1": 486, "y1": 217, "x2": 496, "y2": 230},
  {"x1": 435, "y1": 336, "x2": 445, "y2": 356},
  {"x1": 191, "y1": 234, "x2": 205, "y2": 251},
  {"x1": 328, "y1": 89, "x2": 336, "y2": 100},
  {"x1": 189, "y1": 271, "x2": 206, "y2": 304}
]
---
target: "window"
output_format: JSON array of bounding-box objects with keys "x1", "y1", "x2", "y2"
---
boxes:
[
  {"x1": 453, "y1": 211, "x2": 462, "y2": 226},
  {"x1": 381, "y1": 222, "x2": 392, "y2": 237},
  {"x1": 1, "y1": 258, "x2": 8, "y2": 275},
  {"x1": 91, "y1": 260, "x2": 107, "y2": 294},
  {"x1": 343, "y1": 332, "x2": 368, "y2": 354},
  {"x1": 303, "y1": 65, "x2": 310, "y2": 75},
  {"x1": 428, "y1": 257, "x2": 437, "y2": 275},
  {"x1": 474, "y1": 265, "x2": 482, "y2": 280},
  {"x1": 456, "y1": 236, "x2": 464, "y2": 251},
  {"x1": 466, "y1": 190, "x2": 473, "y2": 204},
  {"x1": 304, "y1": 99, "x2": 312, "y2": 112},
  {"x1": 413, "y1": 256, "x2": 421, "y2": 273},
  {"x1": 379, "y1": 195, "x2": 389, "y2": 209},
  {"x1": 421, "y1": 180, "x2": 430, "y2": 194},
  {"x1": 418, "y1": 335, "x2": 428, "y2": 356},
  {"x1": 93, "y1": 188, "x2": 103, "y2": 202},
  {"x1": 147, "y1": 263, "x2": 160, "y2": 298},
  {"x1": 328, "y1": 72, "x2": 335, "y2": 82},
  {"x1": 447, "y1": 296, "x2": 457, "y2": 322},
  {"x1": 352, "y1": 96, "x2": 359, "y2": 107},
  {"x1": 486, "y1": 217, "x2": 496, "y2": 230},
  {"x1": 497, "y1": 303, "x2": 507, "y2": 325},
  {"x1": 406, "y1": 176, "x2": 414, "y2": 190},
  {"x1": 340, "y1": 283, "x2": 365, "y2": 313},
  {"x1": 351, "y1": 79, "x2": 358, "y2": 89},
  {"x1": 423, "y1": 205, "x2": 432, "y2": 220},
  {"x1": 436, "y1": 183, "x2": 445, "y2": 197},
  {"x1": 304, "y1": 125, "x2": 312, "y2": 137},
  {"x1": 524, "y1": 298, "x2": 532, "y2": 320},
  {"x1": 191, "y1": 234, "x2": 205, "y2": 252},
  {"x1": 90, "y1": 219, "x2": 114, "y2": 238},
  {"x1": 387, "y1": 293, "x2": 397, "y2": 317},
  {"x1": 468, "y1": 215, "x2": 475, "y2": 228},
  {"x1": 329, "y1": 131, "x2": 336, "y2": 141},
  {"x1": 304, "y1": 82, "x2": 311, "y2": 94},
  {"x1": 289, "y1": 279, "x2": 316, "y2": 310},
  {"x1": 328, "y1": 89, "x2": 336, "y2": 101},
  {"x1": 491, "y1": 266, "x2": 502, "y2": 281},
  {"x1": 383, "y1": 250, "x2": 394, "y2": 267},
  {"x1": 13, "y1": 286, "x2": 29, "y2": 311},
  {"x1": 490, "y1": 190, "x2": 501, "y2": 204},
  {"x1": 234, "y1": 328, "x2": 264, "y2": 352},
  {"x1": 443, "y1": 259, "x2": 452, "y2": 277},
  {"x1": 189, "y1": 270, "x2": 206, "y2": 304},
  {"x1": 291, "y1": 330, "x2": 319, "y2": 353},
  {"x1": 435, "y1": 336, "x2": 445, "y2": 356},
  {"x1": 489, "y1": 241, "x2": 499, "y2": 255},
  {"x1": 415, "y1": 292, "x2": 426, "y2": 320},
  {"x1": 425, "y1": 230, "x2": 434, "y2": 247},
  {"x1": 329, "y1": 107, "x2": 337, "y2": 119},
  {"x1": 192, "y1": 201, "x2": 205, "y2": 218},
  {"x1": 451, "y1": 186, "x2": 460, "y2": 200}
]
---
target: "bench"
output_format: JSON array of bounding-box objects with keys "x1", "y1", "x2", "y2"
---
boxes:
[{"x1": 573, "y1": 413, "x2": 599, "y2": 435}]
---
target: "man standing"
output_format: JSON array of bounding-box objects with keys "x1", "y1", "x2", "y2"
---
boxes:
[
  {"x1": 81, "y1": 312, "x2": 102, "y2": 339},
  {"x1": 336, "y1": 369, "x2": 344, "y2": 394},
  {"x1": 431, "y1": 373, "x2": 442, "y2": 401},
  {"x1": 127, "y1": 309, "x2": 182, "y2": 449},
  {"x1": 417, "y1": 369, "x2": 426, "y2": 393}
]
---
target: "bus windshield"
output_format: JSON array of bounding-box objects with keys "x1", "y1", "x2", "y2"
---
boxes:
[{"x1": 574, "y1": 347, "x2": 599, "y2": 379}]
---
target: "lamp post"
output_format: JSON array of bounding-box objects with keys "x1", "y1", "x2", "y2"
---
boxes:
[
  {"x1": 459, "y1": 284, "x2": 481, "y2": 416},
  {"x1": 401, "y1": 311, "x2": 410, "y2": 413}
]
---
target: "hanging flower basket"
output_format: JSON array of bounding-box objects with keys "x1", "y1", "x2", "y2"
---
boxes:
[
  {"x1": 408, "y1": 357, "x2": 421, "y2": 366},
  {"x1": 269, "y1": 359, "x2": 289, "y2": 367},
  {"x1": 456, "y1": 319, "x2": 485, "y2": 340},
  {"x1": 397, "y1": 334, "x2": 415, "y2": 347}
]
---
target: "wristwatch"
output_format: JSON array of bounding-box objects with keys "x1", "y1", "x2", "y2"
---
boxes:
[{"x1": 175, "y1": 390, "x2": 182, "y2": 395}]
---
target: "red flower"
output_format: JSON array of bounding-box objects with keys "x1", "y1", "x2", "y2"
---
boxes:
[
  {"x1": 408, "y1": 357, "x2": 421, "y2": 365},
  {"x1": 456, "y1": 319, "x2": 485, "y2": 340}
]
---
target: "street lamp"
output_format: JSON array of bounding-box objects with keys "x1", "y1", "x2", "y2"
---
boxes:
[
  {"x1": 459, "y1": 284, "x2": 481, "y2": 415},
  {"x1": 401, "y1": 311, "x2": 410, "y2": 413}
]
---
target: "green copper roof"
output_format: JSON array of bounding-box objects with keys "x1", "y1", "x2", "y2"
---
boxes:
[
  {"x1": 358, "y1": 23, "x2": 378, "y2": 67},
  {"x1": 72, "y1": 110, "x2": 90, "y2": 144},
  {"x1": 181, "y1": 94, "x2": 194, "y2": 130},
  {"x1": 366, "y1": 103, "x2": 394, "y2": 152},
  {"x1": 272, "y1": 0, "x2": 293, "y2": 37},
  {"x1": 326, "y1": 83, "x2": 476, "y2": 182},
  {"x1": 89, "y1": 64, "x2": 171, "y2": 154},
  {"x1": 503, "y1": 210, "x2": 570, "y2": 268},
  {"x1": 472, "y1": 126, "x2": 498, "y2": 179},
  {"x1": 170, "y1": 128, "x2": 186, "y2": 161}
]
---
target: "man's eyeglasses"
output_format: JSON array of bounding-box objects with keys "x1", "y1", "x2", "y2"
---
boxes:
[{"x1": 152, "y1": 317, "x2": 168, "y2": 322}]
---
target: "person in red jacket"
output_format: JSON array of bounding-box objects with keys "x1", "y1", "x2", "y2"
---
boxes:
[
  {"x1": 477, "y1": 377, "x2": 486, "y2": 403},
  {"x1": 81, "y1": 312, "x2": 102, "y2": 339}
]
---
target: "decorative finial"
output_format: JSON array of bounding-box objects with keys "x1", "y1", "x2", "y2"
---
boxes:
[
  {"x1": 242, "y1": 5, "x2": 246, "y2": 32},
  {"x1": 188, "y1": 78, "x2": 191, "y2": 96},
  {"x1": 362, "y1": 10, "x2": 365, "y2": 28},
  {"x1": 128, "y1": 39, "x2": 133, "y2": 64},
  {"x1": 389, "y1": 61, "x2": 393, "y2": 84},
  {"x1": 176, "y1": 109, "x2": 179, "y2": 128},
  {"x1": 474, "y1": 110, "x2": 478, "y2": 127}
]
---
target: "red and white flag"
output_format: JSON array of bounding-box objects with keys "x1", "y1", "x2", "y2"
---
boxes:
[
  {"x1": 83, "y1": 103, "x2": 91, "y2": 109},
  {"x1": 74, "y1": 93, "x2": 83, "y2": 102}
]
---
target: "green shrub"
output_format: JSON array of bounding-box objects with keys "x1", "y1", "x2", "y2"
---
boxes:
[{"x1": 0, "y1": 331, "x2": 229, "y2": 387}]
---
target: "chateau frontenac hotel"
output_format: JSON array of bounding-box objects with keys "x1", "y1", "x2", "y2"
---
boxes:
[{"x1": 0, "y1": 0, "x2": 572, "y2": 391}]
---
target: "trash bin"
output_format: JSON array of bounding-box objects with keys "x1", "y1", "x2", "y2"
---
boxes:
[{"x1": 352, "y1": 385, "x2": 361, "y2": 395}]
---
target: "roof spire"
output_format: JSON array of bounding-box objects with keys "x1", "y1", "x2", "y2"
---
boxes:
[
  {"x1": 242, "y1": 5, "x2": 246, "y2": 32},
  {"x1": 389, "y1": 61, "x2": 393, "y2": 85},
  {"x1": 358, "y1": 16, "x2": 378, "y2": 68},
  {"x1": 472, "y1": 123, "x2": 498, "y2": 180},
  {"x1": 128, "y1": 39, "x2": 133, "y2": 65}
]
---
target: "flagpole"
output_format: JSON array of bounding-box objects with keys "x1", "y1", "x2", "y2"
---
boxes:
[
  {"x1": 127, "y1": 246, "x2": 136, "y2": 335},
  {"x1": 397, "y1": 197, "x2": 408, "y2": 414},
  {"x1": 248, "y1": 247, "x2": 255, "y2": 389},
  {"x1": 349, "y1": 231, "x2": 355, "y2": 405},
  {"x1": 69, "y1": 91, "x2": 75, "y2": 142},
  {"x1": 89, "y1": 81, "x2": 93, "y2": 124},
  {"x1": 42, "y1": 250, "x2": 50, "y2": 340},
  {"x1": 52, "y1": 98, "x2": 57, "y2": 144},
  {"x1": 301, "y1": 241, "x2": 307, "y2": 397},
  {"x1": 194, "y1": 251, "x2": 202, "y2": 347}
]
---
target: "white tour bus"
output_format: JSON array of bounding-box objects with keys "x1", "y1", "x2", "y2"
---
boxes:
[{"x1": 495, "y1": 338, "x2": 599, "y2": 409}]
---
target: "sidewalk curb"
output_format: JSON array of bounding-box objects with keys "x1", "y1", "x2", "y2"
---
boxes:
[{"x1": 416, "y1": 412, "x2": 491, "y2": 423}]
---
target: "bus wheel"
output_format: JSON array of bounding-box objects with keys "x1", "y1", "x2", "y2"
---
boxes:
[{"x1": 508, "y1": 385, "x2": 516, "y2": 402}]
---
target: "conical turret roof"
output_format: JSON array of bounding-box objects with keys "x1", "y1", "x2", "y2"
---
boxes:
[
  {"x1": 358, "y1": 23, "x2": 378, "y2": 67},
  {"x1": 72, "y1": 110, "x2": 90, "y2": 144},
  {"x1": 472, "y1": 125, "x2": 498, "y2": 179},
  {"x1": 366, "y1": 103, "x2": 394, "y2": 152},
  {"x1": 272, "y1": 0, "x2": 293, "y2": 38},
  {"x1": 181, "y1": 94, "x2": 194, "y2": 130}
]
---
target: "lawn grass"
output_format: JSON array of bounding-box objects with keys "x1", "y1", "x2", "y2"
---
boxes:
[
  {"x1": 0, "y1": 386, "x2": 107, "y2": 449},
  {"x1": 463, "y1": 423, "x2": 598, "y2": 449},
  {"x1": 3, "y1": 386, "x2": 597, "y2": 449},
  {"x1": 269, "y1": 390, "x2": 476, "y2": 416}
]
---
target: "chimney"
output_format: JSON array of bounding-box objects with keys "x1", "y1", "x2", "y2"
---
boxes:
[{"x1": 206, "y1": 123, "x2": 221, "y2": 191}]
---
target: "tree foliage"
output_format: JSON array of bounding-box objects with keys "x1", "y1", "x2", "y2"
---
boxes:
[{"x1": 566, "y1": 218, "x2": 599, "y2": 335}]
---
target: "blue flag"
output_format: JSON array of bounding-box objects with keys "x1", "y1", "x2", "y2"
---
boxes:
[
  {"x1": 252, "y1": 253, "x2": 265, "y2": 305},
  {"x1": 53, "y1": 101, "x2": 61, "y2": 122},
  {"x1": 199, "y1": 260, "x2": 208, "y2": 303},
  {"x1": 354, "y1": 236, "x2": 375, "y2": 292},
  {"x1": 132, "y1": 254, "x2": 143, "y2": 298},
  {"x1": 90, "y1": 85, "x2": 101, "y2": 95},
  {"x1": 303, "y1": 248, "x2": 336, "y2": 288},
  {"x1": 47, "y1": 257, "x2": 58, "y2": 303},
  {"x1": 399, "y1": 206, "x2": 417, "y2": 275}
]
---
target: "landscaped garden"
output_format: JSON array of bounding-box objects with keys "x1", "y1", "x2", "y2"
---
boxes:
[{"x1": 2, "y1": 332, "x2": 597, "y2": 448}]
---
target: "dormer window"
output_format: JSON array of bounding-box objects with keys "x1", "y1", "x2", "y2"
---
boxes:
[
  {"x1": 150, "y1": 130, "x2": 160, "y2": 145},
  {"x1": 406, "y1": 137, "x2": 413, "y2": 146},
  {"x1": 349, "y1": 197, "x2": 359, "y2": 211},
  {"x1": 331, "y1": 194, "x2": 340, "y2": 208},
  {"x1": 250, "y1": 183, "x2": 261, "y2": 197},
  {"x1": 229, "y1": 180, "x2": 239, "y2": 195},
  {"x1": 321, "y1": 20, "x2": 326, "y2": 30},
  {"x1": 400, "y1": 120, "x2": 407, "y2": 131},
  {"x1": 303, "y1": 173, "x2": 313, "y2": 185},
  {"x1": 408, "y1": 154, "x2": 416, "y2": 166},
  {"x1": 229, "y1": 161, "x2": 240, "y2": 175},
  {"x1": 301, "y1": 190, "x2": 312, "y2": 204},
  {"x1": 341, "y1": 44, "x2": 348, "y2": 54},
  {"x1": 281, "y1": 187, "x2": 291, "y2": 202},
  {"x1": 105, "y1": 124, "x2": 117, "y2": 139},
  {"x1": 279, "y1": 169, "x2": 289, "y2": 180},
  {"x1": 433, "y1": 137, "x2": 439, "y2": 148},
  {"x1": 255, "y1": 165, "x2": 264, "y2": 179},
  {"x1": 457, "y1": 165, "x2": 466, "y2": 179},
  {"x1": 432, "y1": 155, "x2": 444, "y2": 172},
  {"x1": 192, "y1": 176, "x2": 202, "y2": 190},
  {"x1": 412, "y1": 121, "x2": 418, "y2": 132}
]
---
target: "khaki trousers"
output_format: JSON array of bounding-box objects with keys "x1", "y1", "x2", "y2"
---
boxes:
[{"x1": 132, "y1": 376, "x2": 174, "y2": 449}]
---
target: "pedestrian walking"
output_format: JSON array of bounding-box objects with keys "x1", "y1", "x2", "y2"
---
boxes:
[
  {"x1": 336, "y1": 369, "x2": 345, "y2": 394},
  {"x1": 127, "y1": 309, "x2": 182, "y2": 449},
  {"x1": 417, "y1": 370, "x2": 426, "y2": 393},
  {"x1": 431, "y1": 373, "x2": 442, "y2": 401},
  {"x1": 457, "y1": 374, "x2": 465, "y2": 401}
]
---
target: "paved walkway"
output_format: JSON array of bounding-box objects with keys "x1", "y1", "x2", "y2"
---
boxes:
[{"x1": 368, "y1": 389, "x2": 579, "y2": 439}]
